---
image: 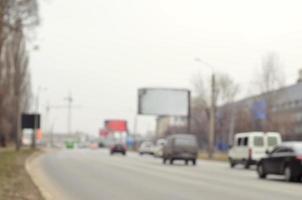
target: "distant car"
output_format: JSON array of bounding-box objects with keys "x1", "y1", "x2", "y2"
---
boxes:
[
  {"x1": 257, "y1": 142, "x2": 302, "y2": 182},
  {"x1": 65, "y1": 141, "x2": 76, "y2": 149},
  {"x1": 162, "y1": 134, "x2": 198, "y2": 165},
  {"x1": 98, "y1": 142, "x2": 105, "y2": 148},
  {"x1": 228, "y1": 132, "x2": 282, "y2": 169},
  {"x1": 89, "y1": 142, "x2": 98, "y2": 149},
  {"x1": 110, "y1": 144, "x2": 127, "y2": 155},
  {"x1": 139, "y1": 141, "x2": 154, "y2": 155}
]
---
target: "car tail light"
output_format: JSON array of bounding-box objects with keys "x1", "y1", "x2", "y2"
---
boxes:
[
  {"x1": 248, "y1": 148, "x2": 252, "y2": 160},
  {"x1": 296, "y1": 155, "x2": 302, "y2": 160}
]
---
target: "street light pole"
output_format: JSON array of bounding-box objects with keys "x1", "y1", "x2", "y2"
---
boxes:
[
  {"x1": 209, "y1": 73, "x2": 216, "y2": 159},
  {"x1": 65, "y1": 93, "x2": 73, "y2": 135},
  {"x1": 195, "y1": 58, "x2": 216, "y2": 159}
]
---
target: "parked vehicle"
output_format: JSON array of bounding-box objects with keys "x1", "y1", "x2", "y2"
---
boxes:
[
  {"x1": 139, "y1": 141, "x2": 154, "y2": 155},
  {"x1": 228, "y1": 132, "x2": 282, "y2": 169},
  {"x1": 162, "y1": 134, "x2": 198, "y2": 165},
  {"x1": 257, "y1": 142, "x2": 302, "y2": 182},
  {"x1": 153, "y1": 139, "x2": 167, "y2": 158},
  {"x1": 110, "y1": 143, "x2": 127, "y2": 155}
]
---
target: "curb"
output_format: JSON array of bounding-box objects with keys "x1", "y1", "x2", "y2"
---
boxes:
[{"x1": 25, "y1": 150, "x2": 54, "y2": 200}]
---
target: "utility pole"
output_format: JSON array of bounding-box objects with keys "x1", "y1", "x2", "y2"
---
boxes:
[
  {"x1": 45, "y1": 104, "x2": 52, "y2": 147},
  {"x1": 65, "y1": 93, "x2": 73, "y2": 135},
  {"x1": 209, "y1": 74, "x2": 216, "y2": 159},
  {"x1": 46, "y1": 97, "x2": 80, "y2": 144}
]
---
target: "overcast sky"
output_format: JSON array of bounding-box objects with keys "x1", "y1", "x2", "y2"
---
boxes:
[{"x1": 31, "y1": 0, "x2": 302, "y2": 135}]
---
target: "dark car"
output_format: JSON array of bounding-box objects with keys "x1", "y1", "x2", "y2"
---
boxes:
[
  {"x1": 110, "y1": 144, "x2": 127, "y2": 155},
  {"x1": 162, "y1": 134, "x2": 198, "y2": 165},
  {"x1": 257, "y1": 142, "x2": 302, "y2": 182}
]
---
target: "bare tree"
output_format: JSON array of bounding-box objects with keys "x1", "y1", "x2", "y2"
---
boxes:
[
  {"x1": 192, "y1": 72, "x2": 239, "y2": 107},
  {"x1": 215, "y1": 73, "x2": 240, "y2": 106},
  {"x1": 256, "y1": 53, "x2": 285, "y2": 94},
  {"x1": 190, "y1": 72, "x2": 239, "y2": 148},
  {"x1": 252, "y1": 52, "x2": 286, "y2": 132},
  {"x1": 0, "y1": 0, "x2": 39, "y2": 53},
  {"x1": 0, "y1": 0, "x2": 38, "y2": 149},
  {"x1": 190, "y1": 73, "x2": 211, "y2": 146},
  {"x1": 0, "y1": 20, "x2": 30, "y2": 149},
  {"x1": 234, "y1": 106, "x2": 253, "y2": 133}
]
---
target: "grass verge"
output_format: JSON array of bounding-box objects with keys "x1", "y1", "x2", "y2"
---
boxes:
[
  {"x1": 0, "y1": 148, "x2": 44, "y2": 200},
  {"x1": 198, "y1": 152, "x2": 229, "y2": 162}
]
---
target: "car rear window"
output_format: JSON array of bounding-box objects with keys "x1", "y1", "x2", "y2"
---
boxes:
[
  {"x1": 253, "y1": 136, "x2": 264, "y2": 147},
  {"x1": 295, "y1": 146, "x2": 302, "y2": 154},
  {"x1": 267, "y1": 136, "x2": 278, "y2": 147},
  {"x1": 174, "y1": 138, "x2": 197, "y2": 146},
  {"x1": 296, "y1": 148, "x2": 302, "y2": 154}
]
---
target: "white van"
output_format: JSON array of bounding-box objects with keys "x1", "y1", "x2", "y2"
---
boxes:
[{"x1": 228, "y1": 132, "x2": 282, "y2": 169}]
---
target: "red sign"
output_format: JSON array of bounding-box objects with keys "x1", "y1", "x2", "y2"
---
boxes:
[
  {"x1": 105, "y1": 120, "x2": 128, "y2": 132},
  {"x1": 36, "y1": 129, "x2": 43, "y2": 141},
  {"x1": 99, "y1": 129, "x2": 109, "y2": 138}
]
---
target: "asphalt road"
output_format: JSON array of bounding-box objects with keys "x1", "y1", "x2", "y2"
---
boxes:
[{"x1": 33, "y1": 149, "x2": 302, "y2": 200}]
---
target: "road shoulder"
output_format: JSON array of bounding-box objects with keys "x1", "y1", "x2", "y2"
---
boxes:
[{"x1": 26, "y1": 149, "x2": 70, "y2": 200}]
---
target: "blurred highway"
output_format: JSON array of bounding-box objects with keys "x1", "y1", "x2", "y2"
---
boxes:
[{"x1": 33, "y1": 149, "x2": 302, "y2": 200}]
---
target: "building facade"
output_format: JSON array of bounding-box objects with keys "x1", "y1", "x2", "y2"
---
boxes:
[{"x1": 217, "y1": 81, "x2": 302, "y2": 144}]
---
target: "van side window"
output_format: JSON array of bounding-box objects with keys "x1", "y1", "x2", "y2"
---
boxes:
[
  {"x1": 237, "y1": 138, "x2": 241, "y2": 146},
  {"x1": 254, "y1": 136, "x2": 264, "y2": 147},
  {"x1": 243, "y1": 137, "x2": 248, "y2": 146},
  {"x1": 267, "y1": 136, "x2": 278, "y2": 147}
]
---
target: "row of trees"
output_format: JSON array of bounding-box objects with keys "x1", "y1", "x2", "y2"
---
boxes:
[
  {"x1": 163, "y1": 53, "x2": 292, "y2": 149},
  {"x1": 231, "y1": 54, "x2": 296, "y2": 141},
  {"x1": 0, "y1": 0, "x2": 39, "y2": 148},
  {"x1": 188, "y1": 53, "x2": 294, "y2": 149}
]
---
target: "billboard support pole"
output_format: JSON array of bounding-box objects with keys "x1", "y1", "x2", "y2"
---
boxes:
[
  {"x1": 187, "y1": 91, "x2": 191, "y2": 134},
  {"x1": 31, "y1": 115, "x2": 37, "y2": 149},
  {"x1": 155, "y1": 116, "x2": 162, "y2": 138},
  {"x1": 133, "y1": 115, "x2": 138, "y2": 135}
]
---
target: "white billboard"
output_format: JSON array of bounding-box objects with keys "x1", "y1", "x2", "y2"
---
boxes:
[{"x1": 138, "y1": 88, "x2": 190, "y2": 116}]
